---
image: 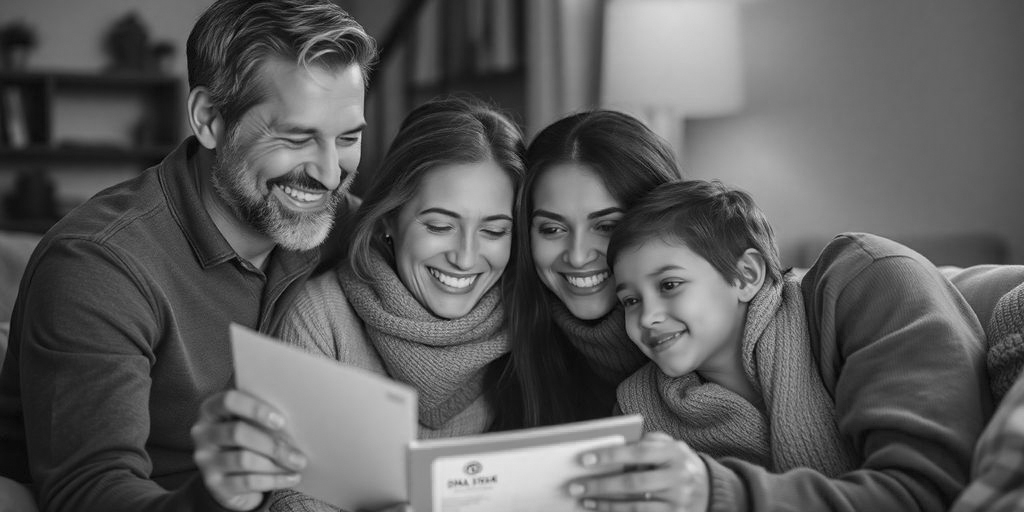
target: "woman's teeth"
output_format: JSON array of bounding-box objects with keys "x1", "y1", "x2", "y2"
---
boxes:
[
  {"x1": 430, "y1": 268, "x2": 477, "y2": 289},
  {"x1": 565, "y1": 272, "x2": 609, "y2": 289}
]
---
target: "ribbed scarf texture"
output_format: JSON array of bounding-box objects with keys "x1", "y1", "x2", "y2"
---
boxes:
[
  {"x1": 337, "y1": 251, "x2": 508, "y2": 429},
  {"x1": 618, "y1": 274, "x2": 857, "y2": 476},
  {"x1": 551, "y1": 301, "x2": 649, "y2": 384},
  {"x1": 987, "y1": 281, "x2": 1024, "y2": 404}
]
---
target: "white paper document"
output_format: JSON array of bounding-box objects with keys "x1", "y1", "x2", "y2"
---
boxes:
[
  {"x1": 408, "y1": 415, "x2": 644, "y2": 512},
  {"x1": 230, "y1": 323, "x2": 418, "y2": 512}
]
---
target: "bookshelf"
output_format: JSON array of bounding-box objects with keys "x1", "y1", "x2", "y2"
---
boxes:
[
  {"x1": 406, "y1": 0, "x2": 526, "y2": 121},
  {"x1": 0, "y1": 69, "x2": 182, "y2": 232}
]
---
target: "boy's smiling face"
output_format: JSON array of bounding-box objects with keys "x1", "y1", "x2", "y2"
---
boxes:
[{"x1": 613, "y1": 239, "x2": 749, "y2": 378}]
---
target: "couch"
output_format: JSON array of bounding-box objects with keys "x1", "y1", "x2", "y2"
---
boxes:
[{"x1": 0, "y1": 230, "x2": 43, "y2": 369}]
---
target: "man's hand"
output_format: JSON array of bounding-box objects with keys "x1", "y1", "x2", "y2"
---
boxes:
[{"x1": 192, "y1": 390, "x2": 307, "y2": 511}]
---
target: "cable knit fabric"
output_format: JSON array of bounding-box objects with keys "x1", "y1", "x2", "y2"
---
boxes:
[
  {"x1": 338, "y1": 251, "x2": 508, "y2": 429},
  {"x1": 552, "y1": 301, "x2": 648, "y2": 384},
  {"x1": 687, "y1": 233, "x2": 988, "y2": 512},
  {"x1": 618, "y1": 273, "x2": 857, "y2": 476},
  {"x1": 986, "y1": 281, "x2": 1024, "y2": 405}
]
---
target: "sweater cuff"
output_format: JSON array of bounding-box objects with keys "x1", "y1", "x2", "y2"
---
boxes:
[
  {"x1": 702, "y1": 455, "x2": 747, "y2": 512},
  {"x1": 190, "y1": 475, "x2": 271, "y2": 512}
]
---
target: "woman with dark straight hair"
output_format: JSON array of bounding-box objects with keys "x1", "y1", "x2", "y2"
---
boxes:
[{"x1": 493, "y1": 110, "x2": 682, "y2": 430}]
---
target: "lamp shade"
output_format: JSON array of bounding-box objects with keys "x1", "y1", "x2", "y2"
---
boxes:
[{"x1": 601, "y1": 0, "x2": 744, "y2": 119}]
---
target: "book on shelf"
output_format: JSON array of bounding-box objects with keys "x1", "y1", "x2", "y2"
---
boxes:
[
  {"x1": 231, "y1": 324, "x2": 644, "y2": 512},
  {"x1": 1, "y1": 85, "x2": 29, "y2": 148}
]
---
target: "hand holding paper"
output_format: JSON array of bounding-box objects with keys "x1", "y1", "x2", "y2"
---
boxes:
[{"x1": 191, "y1": 389, "x2": 307, "y2": 510}]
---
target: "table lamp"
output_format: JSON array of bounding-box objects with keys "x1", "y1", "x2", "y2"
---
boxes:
[{"x1": 600, "y1": 0, "x2": 745, "y2": 159}]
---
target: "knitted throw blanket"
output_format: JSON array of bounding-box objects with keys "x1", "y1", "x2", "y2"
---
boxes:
[
  {"x1": 618, "y1": 274, "x2": 857, "y2": 476},
  {"x1": 338, "y1": 252, "x2": 508, "y2": 429},
  {"x1": 552, "y1": 301, "x2": 649, "y2": 384},
  {"x1": 987, "y1": 281, "x2": 1024, "y2": 404}
]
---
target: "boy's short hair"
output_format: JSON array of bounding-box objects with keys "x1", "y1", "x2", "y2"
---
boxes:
[{"x1": 608, "y1": 179, "x2": 783, "y2": 286}]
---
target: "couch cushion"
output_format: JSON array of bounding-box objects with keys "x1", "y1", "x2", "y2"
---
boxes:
[{"x1": 941, "y1": 265, "x2": 1024, "y2": 335}]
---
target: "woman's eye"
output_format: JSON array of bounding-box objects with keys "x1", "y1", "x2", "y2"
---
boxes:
[
  {"x1": 425, "y1": 224, "x2": 453, "y2": 234},
  {"x1": 536, "y1": 224, "x2": 565, "y2": 236},
  {"x1": 482, "y1": 227, "x2": 511, "y2": 238},
  {"x1": 595, "y1": 222, "x2": 618, "y2": 234}
]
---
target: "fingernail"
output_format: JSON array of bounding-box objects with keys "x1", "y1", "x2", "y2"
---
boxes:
[
  {"x1": 286, "y1": 473, "x2": 301, "y2": 485},
  {"x1": 582, "y1": 499, "x2": 596, "y2": 509},
  {"x1": 580, "y1": 453, "x2": 597, "y2": 466},
  {"x1": 268, "y1": 411, "x2": 285, "y2": 429},
  {"x1": 568, "y1": 483, "x2": 585, "y2": 497}
]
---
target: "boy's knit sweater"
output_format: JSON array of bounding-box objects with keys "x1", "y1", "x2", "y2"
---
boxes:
[{"x1": 698, "y1": 233, "x2": 989, "y2": 512}]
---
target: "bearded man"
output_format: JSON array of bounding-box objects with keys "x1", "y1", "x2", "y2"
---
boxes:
[{"x1": 0, "y1": 1, "x2": 376, "y2": 511}]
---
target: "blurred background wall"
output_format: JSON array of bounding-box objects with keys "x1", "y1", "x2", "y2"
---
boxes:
[{"x1": 0, "y1": 0, "x2": 1021, "y2": 267}]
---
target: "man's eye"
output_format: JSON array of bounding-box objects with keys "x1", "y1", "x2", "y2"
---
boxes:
[{"x1": 337, "y1": 135, "x2": 361, "y2": 146}]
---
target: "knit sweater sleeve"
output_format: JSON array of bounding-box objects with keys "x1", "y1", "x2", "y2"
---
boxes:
[
  {"x1": 276, "y1": 272, "x2": 346, "y2": 361},
  {"x1": 703, "y1": 233, "x2": 990, "y2": 512},
  {"x1": 271, "y1": 271, "x2": 380, "y2": 512}
]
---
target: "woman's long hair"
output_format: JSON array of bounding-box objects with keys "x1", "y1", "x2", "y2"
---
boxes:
[{"x1": 491, "y1": 110, "x2": 682, "y2": 429}]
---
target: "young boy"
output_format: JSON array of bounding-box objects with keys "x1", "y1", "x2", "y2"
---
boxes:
[{"x1": 568, "y1": 179, "x2": 990, "y2": 511}]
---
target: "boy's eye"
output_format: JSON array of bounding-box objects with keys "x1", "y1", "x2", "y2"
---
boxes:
[
  {"x1": 619, "y1": 295, "x2": 639, "y2": 308},
  {"x1": 660, "y1": 280, "x2": 684, "y2": 292}
]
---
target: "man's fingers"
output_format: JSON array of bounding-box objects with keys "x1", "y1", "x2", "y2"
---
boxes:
[
  {"x1": 204, "y1": 468, "x2": 301, "y2": 499},
  {"x1": 192, "y1": 420, "x2": 306, "y2": 471},
  {"x1": 200, "y1": 390, "x2": 286, "y2": 431}
]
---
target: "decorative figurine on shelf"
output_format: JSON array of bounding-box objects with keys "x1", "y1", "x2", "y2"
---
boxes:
[
  {"x1": 104, "y1": 12, "x2": 149, "y2": 72},
  {"x1": 0, "y1": 20, "x2": 37, "y2": 70}
]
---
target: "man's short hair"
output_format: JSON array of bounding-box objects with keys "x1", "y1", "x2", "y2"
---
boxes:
[{"x1": 186, "y1": 0, "x2": 377, "y2": 130}]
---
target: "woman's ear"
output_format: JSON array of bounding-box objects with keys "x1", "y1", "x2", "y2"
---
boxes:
[
  {"x1": 734, "y1": 248, "x2": 767, "y2": 303},
  {"x1": 188, "y1": 86, "x2": 224, "y2": 150}
]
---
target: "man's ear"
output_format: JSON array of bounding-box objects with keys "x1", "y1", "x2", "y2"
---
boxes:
[
  {"x1": 188, "y1": 86, "x2": 224, "y2": 150},
  {"x1": 735, "y1": 248, "x2": 767, "y2": 303}
]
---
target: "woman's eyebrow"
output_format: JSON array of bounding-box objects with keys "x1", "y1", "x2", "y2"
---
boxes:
[
  {"x1": 532, "y1": 209, "x2": 564, "y2": 222},
  {"x1": 587, "y1": 207, "x2": 623, "y2": 219}
]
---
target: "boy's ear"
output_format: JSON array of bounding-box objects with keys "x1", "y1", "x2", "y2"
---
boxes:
[
  {"x1": 188, "y1": 86, "x2": 225, "y2": 150},
  {"x1": 734, "y1": 248, "x2": 767, "y2": 303}
]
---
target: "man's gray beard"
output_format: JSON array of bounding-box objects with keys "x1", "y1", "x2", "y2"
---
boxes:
[{"x1": 210, "y1": 139, "x2": 340, "y2": 252}]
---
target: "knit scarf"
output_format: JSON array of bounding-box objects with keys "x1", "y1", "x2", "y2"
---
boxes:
[
  {"x1": 337, "y1": 251, "x2": 508, "y2": 429},
  {"x1": 987, "y1": 281, "x2": 1024, "y2": 404},
  {"x1": 618, "y1": 273, "x2": 857, "y2": 476},
  {"x1": 551, "y1": 301, "x2": 649, "y2": 384}
]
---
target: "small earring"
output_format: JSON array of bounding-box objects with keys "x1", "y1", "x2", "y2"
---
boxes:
[{"x1": 383, "y1": 233, "x2": 393, "y2": 246}]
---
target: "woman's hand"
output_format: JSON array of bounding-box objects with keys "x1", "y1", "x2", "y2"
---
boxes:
[
  {"x1": 568, "y1": 432, "x2": 710, "y2": 511},
  {"x1": 191, "y1": 390, "x2": 308, "y2": 511}
]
